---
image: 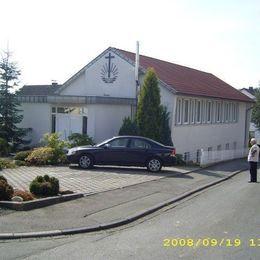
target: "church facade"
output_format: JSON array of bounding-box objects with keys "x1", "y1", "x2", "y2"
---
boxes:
[{"x1": 18, "y1": 47, "x2": 253, "y2": 162}]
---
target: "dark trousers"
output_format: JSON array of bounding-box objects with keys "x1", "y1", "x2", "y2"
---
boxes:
[{"x1": 249, "y1": 162, "x2": 258, "y2": 182}]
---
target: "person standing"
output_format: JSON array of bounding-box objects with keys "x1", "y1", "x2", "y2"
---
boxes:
[{"x1": 247, "y1": 138, "x2": 259, "y2": 183}]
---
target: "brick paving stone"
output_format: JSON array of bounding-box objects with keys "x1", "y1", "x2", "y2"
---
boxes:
[{"x1": 1, "y1": 166, "x2": 165, "y2": 195}]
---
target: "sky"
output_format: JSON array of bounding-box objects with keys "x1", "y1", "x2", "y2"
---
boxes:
[{"x1": 0, "y1": 0, "x2": 259, "y2": 90}]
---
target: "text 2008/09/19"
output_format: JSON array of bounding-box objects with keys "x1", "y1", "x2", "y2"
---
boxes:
[{"x1": 163, "y1": 238, "x2": 260, "y2": 248}]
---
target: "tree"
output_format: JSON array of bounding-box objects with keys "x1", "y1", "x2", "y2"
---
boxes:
[
  {"x1": 158, "y1": 106, "x2": 173, "y2": 146},
  {"x1": 0, "y1": 50, "x2": 30, "y2": 150},
  {"x1": 136, "y1": 68, "x2": 161, "y2": 141},
  {"x1": 118, "y1": 117, "x2": 138, "y2": 136},
  {"x1": 251, "y1": 88, "x2": 260, "y2": 129}
]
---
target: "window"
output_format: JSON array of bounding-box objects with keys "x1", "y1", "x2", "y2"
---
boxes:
[
  {"x1": 195, "y1": 100, "x2": 201, "y2": 123},
  {"x1": 206, "y1": 101, "x2": 212, "y2": 123},
  {"x1": 224, "y1": 103, "x2": 229, "y2": 122},
  {"x1": 217, "y1": 145, "x2": 222, "y2": 151},
  {"x1": 108, "y1": 138, "x2": 129, "y2": 148},
  {"x1": 176, "y1": 99, "x2": 182, "y2": 124},
  {"x1": 82, "y1": 116, "x2": 88, "y2": 135},
  {"x1": 183, "y1": 99, "x2": 189, "y2": 124},
  {"x1": 232, "y1": 103, "x2": 238, "y2": 122},
  {"x1": 130, "y1": 139, "x2": 151, "y2": 149},
  {"x1": 51, "y1": 115, "x2": 56, "y2": 133},
  {"x1": 216, "y1": 102, "x2": 222, "y2": 123},
  {"x1": 190, "y1": 100, "x2": 195, "y2": 124},
  {"x1": 202, "y1": 100, "x2": 206, "y2": 123}
]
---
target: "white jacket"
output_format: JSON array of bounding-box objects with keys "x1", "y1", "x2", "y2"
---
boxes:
[{"x1": 248, "y1": 144, "x2": 259, "y2": 162}]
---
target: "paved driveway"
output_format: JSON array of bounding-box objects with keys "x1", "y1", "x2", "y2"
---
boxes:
[{"x1": 1, "y1": 165, "x2": 191, "y2": 195}]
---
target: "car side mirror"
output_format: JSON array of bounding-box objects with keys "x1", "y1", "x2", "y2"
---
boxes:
[{"x1": 104, "y1": 143, "x2": 111, "y2": 149}]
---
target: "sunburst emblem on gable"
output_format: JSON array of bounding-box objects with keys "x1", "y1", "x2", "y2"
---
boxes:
[{"x1": 101, "y1": 52, "x2": 119, "y2": 84}]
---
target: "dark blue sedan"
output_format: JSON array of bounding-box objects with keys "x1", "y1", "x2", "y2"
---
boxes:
[{"x1": 67, "y1": 136, "x2": 176, "y2": 172}]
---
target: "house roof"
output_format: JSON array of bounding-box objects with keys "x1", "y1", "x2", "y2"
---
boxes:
[
  {"x1": 18, "y1": 47, "x2": 253, "y2": 103},
  {"x1": 17, "y1": 84, "x2": 61, "y2": 96},
  {"x1": 116, "y1": 48, "x2": 253, "y2": 103}
]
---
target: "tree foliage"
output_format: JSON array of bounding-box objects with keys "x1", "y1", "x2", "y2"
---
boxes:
[
  {"x1": 0, "y1": 50, "x2": 30, "y2": 150},
  {"x1": 251, "y1": 88, "x2": 260, "y2": 130},
  {"x1": 118, "y1": 117, "x2": 138, "y2": 136},
  {"x1": 158, "y1": 106, "x2": 173, "y2": 146},
  {"x1": 136, "y1": 68, "x2": 161, "y2": 140},
  {"x1": 118, "y1": 68, "x2": 173, "y2": 145}
]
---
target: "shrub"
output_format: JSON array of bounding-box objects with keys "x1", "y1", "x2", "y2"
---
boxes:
[
  {"x1": 14, "y1": 150, "x2": 32, "y2": 161},
  {"x1": 29, "y1": 174, "x2": 59, "y2": 197},
  {"x1": 14, "y1": 160, "x2": 29, "y2": 166},
  {"x1": 0, "y1": 178, "x2": 14, "y2": 201},
  {"x1": 25, "y1": 147, "x2": 55, "y2": 165},
  {"x1": 0, "y1": 175, "x2": 8, "y2": 183},
  {"x1": 176, "y1": 154, "x2": 186, "y2": 166},
  {"x1": 0, "y1": 159, "x2": 16, "y2": 169},
  {"x1": 68, "y1": 133, "x2": 94, "y2": 148},
  {"x1": 0, "y1": 138, "x2": 10, "y2": 156},
  {"x1": 13, "y1": 190, "x2": 34, "y2": 201},
  {"x1": 41, "y1": 133, "x2": 67, "y2": 163}
]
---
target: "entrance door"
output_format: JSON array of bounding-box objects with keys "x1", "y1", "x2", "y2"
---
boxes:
[{"x1": 56, "y1": 114, "x2": 82, "y2": 139}]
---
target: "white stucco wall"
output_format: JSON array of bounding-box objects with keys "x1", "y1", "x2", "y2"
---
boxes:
[
  {"x1": 19, "y1": 103, "x2": 51, "y2": 145},
  {"x1": 172, "y1": 101, "x2": 248, "y2": 158},
  {"x1": 60, "y1": 50, "x2": 136, "y2": 99},
  {"x1": 90, "y1": 104, "x2": 132, "y2": 143}
]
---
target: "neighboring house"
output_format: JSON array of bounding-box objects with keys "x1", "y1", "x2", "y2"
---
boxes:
[
  {"x1": 240, "y1": 87, "x2": 259, "y2": 143},
  {"x1": 18, "y1": 47, "x2": 253, "y2": 162}
]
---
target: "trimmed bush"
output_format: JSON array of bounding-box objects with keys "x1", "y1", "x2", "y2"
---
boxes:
[
  {"x1": 13, "y1": 190, "x2": 34, "y2": 201},
  {"x1": 68, "y1": 133, "x2": 94, "y2": 148},
  {"x1": 25, "y1": 147, "x2": 55, "y2": 165},
  {"x1": 0, "y1": 177, "x2": 14, "y2": 201},
  {"x1": 14, "y1": 160, "x2": 29, "y2": 166},
  {"x1": 0, "y1": 159, "x2": 16, "y2": 169},
  {"x1": 29, "y1": 175, "x2": 59, "y2": 197},
  {"x1": 14, "y1": 150, "x2": 32, "y2": 161}
]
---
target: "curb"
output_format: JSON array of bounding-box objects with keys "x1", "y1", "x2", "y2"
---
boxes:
[
  {"x1": 0, "y1": 167, "x2": 247, "y2": 240},
  {"x1": 0, "y1": 193, "x2": 84, "y2": 211}
]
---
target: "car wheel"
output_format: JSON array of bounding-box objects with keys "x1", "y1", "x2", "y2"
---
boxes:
[
  {"x1": 147, "y1": 158, "x2": 162, "y2": 172},
  {"x1": 78, "y1": 154, "x2": 93, "y2": 169}
]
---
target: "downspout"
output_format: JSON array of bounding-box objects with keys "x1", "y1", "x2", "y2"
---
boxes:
[
  {"x1": 135, "y1": 41, "x2": 140, "y2": 113},
  {"x1": 244, "y1": 105, "x2": 254, "y2": 149}
]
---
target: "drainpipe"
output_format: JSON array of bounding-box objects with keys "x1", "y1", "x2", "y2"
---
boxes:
[
  {"x1": 135, "y1": 41, "x2": 140, "y2": 112},
  {"x1": 244, "y1": 105, "x2": 254, "y2": 149}
]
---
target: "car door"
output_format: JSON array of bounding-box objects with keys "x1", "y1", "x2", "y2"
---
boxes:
[
  {"x1": 125, "y1": 138, "x2": 152, "y2": 165},
  {"x1": 95, "y1": 137, "x2": 130, "y2": 165}
]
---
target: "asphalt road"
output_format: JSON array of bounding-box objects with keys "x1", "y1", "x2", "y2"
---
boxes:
[{"x1": 1, "y1": 170, "x2": 259, "y2": 260}]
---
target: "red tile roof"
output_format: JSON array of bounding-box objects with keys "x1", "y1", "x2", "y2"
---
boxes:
[{"x1": 116, "y1": 48, "x2": 253, "y2": 103}]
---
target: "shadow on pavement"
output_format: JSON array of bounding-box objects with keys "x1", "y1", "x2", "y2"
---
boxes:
[{"x1": 68, "y1": 165, "x2": 192, "y2": 178}]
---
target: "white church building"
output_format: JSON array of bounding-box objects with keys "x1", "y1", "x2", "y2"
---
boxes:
[{"x1": 18, "y1": 46, "x2": 254, "y2": 163}]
